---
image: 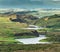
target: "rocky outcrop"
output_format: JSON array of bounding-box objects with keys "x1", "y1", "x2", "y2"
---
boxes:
[
  {"x1": 14, "y1": 30, "x2": 39, "y2": 37},
  {"x1": 31, "y1": 30, "x2": 39, "y2": 37}
]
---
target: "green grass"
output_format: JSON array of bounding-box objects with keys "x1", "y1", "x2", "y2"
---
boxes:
[
  {"x1": 0, "y1": 17, "x2": 27, "y2": 28},
  {"x1": 0, "y1": 37, "x2": 23, "y2": 44},
  {"x1": 39, "y1": 39, "x2": 49, "y2": 42},
  {"x1": 0, "y1": 14, "x2": 60, "y2": 44},
  {"x1": 15, "y1": 35, "x2": 36, "y2": 39},
  {"x1": 0, "y1": 17, "x2": 37, "y2": 44},
  {"x1": 0, "y1": 17, "x2": 30, "y2": 36},
  {"x1": 35, "y1": 14, "x2": 60, "y2": 29},
  {"x1": 0, "y1": 43, "x2": 59, "y2": 52}
]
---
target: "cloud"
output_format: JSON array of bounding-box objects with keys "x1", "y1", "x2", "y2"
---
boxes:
[
  {"x1": 0, "y1": 0, "x2": 60, "y2": 8},
  {"x1": 52, "y1": 0, "x2": 60, "y2": 1}
]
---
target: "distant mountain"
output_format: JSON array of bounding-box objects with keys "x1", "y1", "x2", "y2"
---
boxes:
[
  {"x1": 0, "y1": 8, "x2": 60, "y2": 13},
  {"x1": 0, "y1": 8, "x2": 38, "y2": 15}
]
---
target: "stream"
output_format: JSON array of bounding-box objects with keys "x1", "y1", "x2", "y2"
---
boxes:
[
  {"x1": 16, "y1": 35, "x2": 50, "y2": 44},
  {"x1": 16, "y1": 25, "x2": 50, "y2": 44}
]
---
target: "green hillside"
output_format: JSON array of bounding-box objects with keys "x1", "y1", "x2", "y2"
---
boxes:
[
  {"x1": 35, "y1": 14, "x2": 60, "y2": 28},
  {"x1": 0, "y1": 14, "x2": 60, "y2": 44}
]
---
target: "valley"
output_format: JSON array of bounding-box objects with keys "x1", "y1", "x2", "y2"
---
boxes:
[{"x1": 0, "y1": 9, "x2": 60, "y2": 52}]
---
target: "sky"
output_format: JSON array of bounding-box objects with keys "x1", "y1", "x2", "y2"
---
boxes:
[{"x1": 0, "y1": 0, "x2": 60, "y2": 9}]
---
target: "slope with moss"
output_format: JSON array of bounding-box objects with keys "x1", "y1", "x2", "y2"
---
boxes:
[{"x1": 35, "y1": 14, "x2": 60, "y2": 28}]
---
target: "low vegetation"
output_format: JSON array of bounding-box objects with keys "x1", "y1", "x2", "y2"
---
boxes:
[
  {"x1": 0, "y1": 44, "x2": 59, "y2": 52},
  {"x1": 0, "y1": 13, "x2": 60, "y2": 52},
  {"x1": 35, "y1": 14, "x2": 60, "y2": 28},
  {"x1": 39, "y1": 39, "x2": 49, "y2": 42},
  {"x1": 0, "y1": 16, "x2": 39, "y2": 44}
]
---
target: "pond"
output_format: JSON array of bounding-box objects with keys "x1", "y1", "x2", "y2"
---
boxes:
[{"x1": 16, "y1": 35, "x2": 50, "y2": 44}]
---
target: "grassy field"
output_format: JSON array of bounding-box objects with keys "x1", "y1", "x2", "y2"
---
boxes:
[
  {"x1": 0, "y1": 43, "x2": 59, "y2": 52},
  {"x1": 0, "y1": 37, "x2": 22, "y2": 44},
  {"x1": 39, "y1": 39, "x2": 49, "y2": 42},
  {"x1": 0, "y1": 17, "x2": 28, "y2": 44},
  {"x1": 0, "y1": 14, "x2": 60, "y2": 52},
  {"x1": 0, "y1": 16, "x2": 38, "y2": 44},
  {"x1": 35, "y1": 14, "x2": 60, "y2": 29}
]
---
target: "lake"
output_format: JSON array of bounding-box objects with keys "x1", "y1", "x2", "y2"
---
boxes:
[{"x1": 16, "y1": 35, "x2": 50, "y2": 44}]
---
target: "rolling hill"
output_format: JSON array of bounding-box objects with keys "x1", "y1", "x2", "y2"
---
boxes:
[{"x1": 35, "y1": 14, "x2": 60, "y2": 28}]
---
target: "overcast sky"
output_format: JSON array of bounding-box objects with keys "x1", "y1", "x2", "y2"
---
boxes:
[{"x1": 0, "y1": 0, "x2": 60, "y2": 9}]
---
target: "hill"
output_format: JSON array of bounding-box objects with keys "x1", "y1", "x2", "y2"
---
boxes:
[{"x1": 35, "y1": 14, "x2": 60, "y2": 28}]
